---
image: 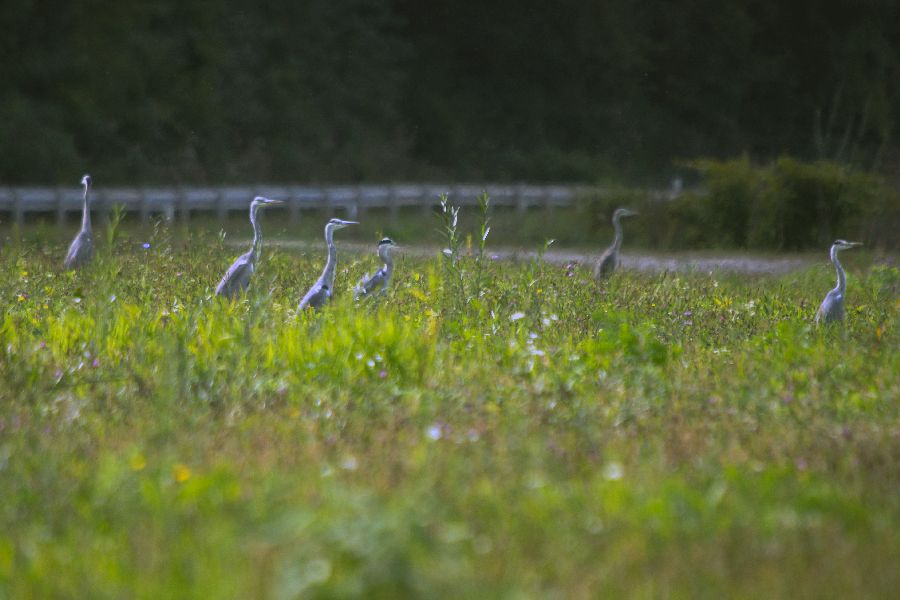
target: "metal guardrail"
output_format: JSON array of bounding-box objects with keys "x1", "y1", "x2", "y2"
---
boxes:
[{"x1": 0, "y1": 183, "x2": 675, "y2": 225}]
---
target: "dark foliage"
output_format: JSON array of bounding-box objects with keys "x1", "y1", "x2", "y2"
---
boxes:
[{"x1": 1, "y1": 0, "x2": 898, "y2": 183}]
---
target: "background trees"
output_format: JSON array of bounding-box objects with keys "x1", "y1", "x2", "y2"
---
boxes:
[{"x1": 1, "y1": 0, "x2": 897, "y2": 184}]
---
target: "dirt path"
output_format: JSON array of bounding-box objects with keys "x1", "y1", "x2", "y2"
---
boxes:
[{"x1": 235, "y1": 239, "x2": 821, "y2": 274}]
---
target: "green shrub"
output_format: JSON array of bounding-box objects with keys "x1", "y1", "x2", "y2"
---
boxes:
[{"x1": 685, "y1": 157, "x2": 895, "y2": 250}]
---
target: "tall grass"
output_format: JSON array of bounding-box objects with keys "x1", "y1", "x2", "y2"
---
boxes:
[{"x1": 0, "y1": 218, "x2": 897, "y2": 598}]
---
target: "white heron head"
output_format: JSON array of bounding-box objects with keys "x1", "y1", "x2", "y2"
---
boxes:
[
  {"x1": 81, "y1": 174, "x2": 91, "y2": 189},
  {"x1": 832, "y1": 239, "x2": 862, "y2": 251},
  {"x1": 251, "y1": 196, "x2": 284, "y2": 210},
  {"x1": 613, "y1": 208, "x2": 638, "y2": 220},
  {"x1": 327, "y1": 218, "x2": 358, "y2": 231}
]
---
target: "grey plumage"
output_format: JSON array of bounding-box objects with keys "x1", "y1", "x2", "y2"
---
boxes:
[
  {"x1": 593, "y1": 208, "x2": 638, "y2": 279},
  {"x1": 298, "y1": 218, "x2": 357, "y2": 310},
  {"x1": 815, "y1": 239, "x2": 861, "y2": 325},
  {"x1": 354, "y1": 237, "x2": 396, "y2": 299},
  {"x1": 63, "y1": 175, "x2": 94, "y2": 270},
  {"x1": 215, "y1": 196, "x2": 284, "y2": 299}
]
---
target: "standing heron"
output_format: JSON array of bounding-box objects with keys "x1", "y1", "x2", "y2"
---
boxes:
[
  {"x1": 354, "y1": 237, "x2": 397, "y2": 299},
  {"x1": 593, "y1": 208, "x2": 638, "y2": 279},
  {"x1": 215, "y1": 196, "x2": 284, "y2": 299},
  {"x1": 815, "y1": 239, "x2": 862, "y2": 325},
  {"x1": 298, "y1": 218, "x2": 357, "y2": 310},
  {"x1": 63, "y1": 175, "x2": 94, "y2": 270}
]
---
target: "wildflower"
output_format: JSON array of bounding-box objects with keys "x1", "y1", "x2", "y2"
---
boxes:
[
  {"x1": 173, "y1": 463, "x2": 191, "y2": 483},
  {"x1": 130, "y1": 453, "x2": 147, "y2": 471},
  {"x1": 142, "y1": 243, "x2": 151, "y2": 249},
  {"x1": 509, "y1": 311, "x2": 525, "y2": 321},
  {"x1": 426, "y1": 424, "x2": 442, "y2": 440},
  {"x1": 602, "y1": 462, "x2": 624, "y2": 481}
]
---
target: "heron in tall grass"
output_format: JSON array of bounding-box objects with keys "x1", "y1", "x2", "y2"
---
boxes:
[
  {"x1": 298, "y1": 218, "x2": 358, "y2": 310},
  {"x1": 354, "y1": 237, "x2": 397, "y2": 299},
  {"x1": 63, "y1": 175, "x2": 94, "y2": 270},
  {"x1": 815, "y1": 239, "x2": 862, "y2": 325},
  {"x1": 215, "y1": 196, "x2": 284, "y2": 299},
  {"x1": 593, "y1": 208, "x2": 638, "y2": 279}
]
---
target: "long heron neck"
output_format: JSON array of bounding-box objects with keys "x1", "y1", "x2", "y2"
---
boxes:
[
  {"x1": 250, "y1": 206, "x2": 262, "y2": 261},
  {"x1": 831, "y1": 246, "x2": 846, "y2": 294},
  {"x1": 611, "y1": 215, "x2": 624, "y2": 250},
  {"x1": 379, "y1": 246, "x2": 393, "y2": 276},
  {"x1": 322, "y1": 226, "x2": 337, "y2": 287},
  {"x1": 80, "y1": 186, "x2": 92, "y2": 232}
]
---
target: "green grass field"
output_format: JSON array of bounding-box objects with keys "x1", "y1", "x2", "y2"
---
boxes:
[{"x1": 0, "y1": 217, "x2": 897, "y2": 598}]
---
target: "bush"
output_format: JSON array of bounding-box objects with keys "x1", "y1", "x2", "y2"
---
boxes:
[{"x1": 685, "y1": 157, "x2": 896, "y2": 250}]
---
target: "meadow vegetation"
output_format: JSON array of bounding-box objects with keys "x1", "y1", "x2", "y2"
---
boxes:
[{"x1": 0, "y1": 209, "x2": 897, "y2": 598}]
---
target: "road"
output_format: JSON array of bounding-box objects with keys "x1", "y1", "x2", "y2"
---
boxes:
[{"x1": 235, "y1": 239, "x2": 819, "y2": 274}]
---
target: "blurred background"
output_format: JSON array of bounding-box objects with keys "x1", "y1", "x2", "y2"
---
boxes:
[{"x1": 1, "y1": 0, "x2": 898, "y2": 249}]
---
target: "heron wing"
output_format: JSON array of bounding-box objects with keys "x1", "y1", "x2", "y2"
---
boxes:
[
  {"x1": 816, "y1": 288, "x2": 844, "y2": 324},
  {"x1": 355, "y1": 269, "x2": 387, "y2": 298},
  {"x1": 299, "y1": 281, "x2": 330, "y2": 310},
  {"x1": 64, "y1": 231, "x2": 94, "y2": 270},
  {"x1": 593, "y1": 247, "x2": 617, "y2": 279},
  {"x1": 216, "y1": 253, "x2": 253, "y2": 298}
]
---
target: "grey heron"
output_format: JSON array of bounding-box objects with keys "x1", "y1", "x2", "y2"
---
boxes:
[
  {"x1": 63, "y1": 175, "x2": 94, "y2": 270},
  {"x1": 298, "y1": 218, "x2": 358, "y2": 310},
  {"x1": 815, "y1": 239, "x2": 862, "y2": 325},
  {"x1": 215, "y1": 196, "x2": 285, "y2": 299},
  {"x1": 593, "y1": 208, "x2": 638, "y2": 279},
  {"x1": 354, "y1": 237, "x2": 397, "y2": 299}
]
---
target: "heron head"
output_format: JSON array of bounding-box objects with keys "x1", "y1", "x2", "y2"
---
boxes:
[
  {"x1": 378, "y1": 237, "x2": 396, "y2": 247},
  {"x1": 833, "y1": 239, "x2": 862, "y2": 251},
  {"x1": 251, "y1": 196, "x2": 285, "y2": 210},
  {"x1": 81, "y1": 174, "x2": 91, "y2": 189},
  {"x1": 613, "y1": 208, "x2": 638, "y2": 219},
  {"x1": 327, "y1": 218, "x2": 358, "y2": 230}
]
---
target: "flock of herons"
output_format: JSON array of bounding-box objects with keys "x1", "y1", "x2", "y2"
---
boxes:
[{"x1": 62, "y1": 175, "x2": 859, "y2": 324}]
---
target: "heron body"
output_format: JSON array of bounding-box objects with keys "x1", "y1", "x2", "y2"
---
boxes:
[
  {"x1": 593, "y1": 208, "x2": 638, "y2": 279},
  {"x1": 301, "y1": 284, "x2": 331, "y2": 309},
  {"x1": 815, "y1": 239, "x2": 861, "y2": 325},
  {"x1": 215, "y1": 196, "x2": 284, "y2": 299},
  {"x1": 355, "y1": 238, "x2": 396, "y2": 299},
  {"x1": 63, "y1": 175, "x2": 94, "y2": 270},
  {"x1": 298, "y1": 218, "x2": 357, "y2": 310}
]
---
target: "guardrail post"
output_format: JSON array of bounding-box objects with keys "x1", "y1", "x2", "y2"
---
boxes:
[
  {"x1": 139, "y1": 189, "x2": 149, "y2": 223},
  {"x1": 421, "y1": 187, "x2": 432, "y2": 218},
  {"x1": 516, "y1": 184, "x2": 527, "y2": 213},
  {"x1": 55, "y1": 188, "x2": 66, "y2": 227},
  {"x1": 388, "y1": 185, "x2": 399, "y2": 223},
  {"x1": 351, "y1": 186, "x2": 362, "y2": 220},
  {"x1": 177, "y1": 188, "x2": 189, "y2": 223},
  {"x1": 13, "y1": 190, "x2": 24, "y2": 227},
  {"x1": 216, "y1": 189, "x2": 227, "y2": 222},
  {"x1": 289, "y1": 188, "x2": 300, "y2": 224}
]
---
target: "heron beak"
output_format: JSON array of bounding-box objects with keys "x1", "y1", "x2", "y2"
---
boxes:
[{"x1": 266, "y1": 199, "x2": 285, "y2": 205}]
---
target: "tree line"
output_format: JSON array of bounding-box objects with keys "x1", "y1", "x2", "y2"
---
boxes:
[{"x1": 2, "y1": 0, "x2": 897, "y2": 184}]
